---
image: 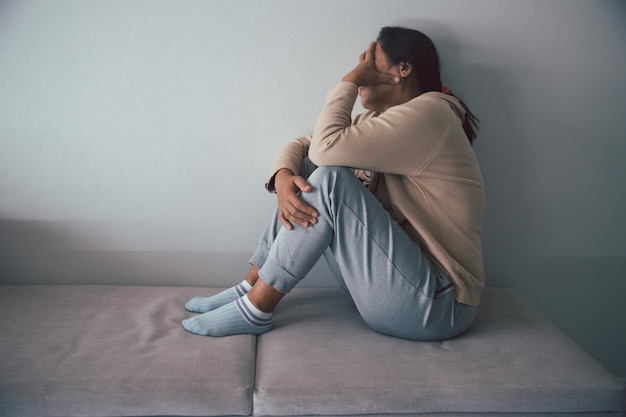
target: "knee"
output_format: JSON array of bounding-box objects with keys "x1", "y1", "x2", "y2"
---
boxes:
[
  {"x1": 307, "y1": 165, "x2": 355, "y2": 187},
  {"x1": 303, "y1": 166, "x2": 366, "y2": 212}
]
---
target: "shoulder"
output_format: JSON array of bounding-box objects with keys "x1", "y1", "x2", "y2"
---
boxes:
[
  {"x1": 352, "y1": 110, "x2": 378, "y2": 125},
  {"x1": 407, "y1": 92, "x2": 466, "y2": 121}
]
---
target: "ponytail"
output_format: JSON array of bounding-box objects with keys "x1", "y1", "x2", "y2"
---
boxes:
[{"x1": 455, "y1": 95, "x2": 479, "y2": 145}]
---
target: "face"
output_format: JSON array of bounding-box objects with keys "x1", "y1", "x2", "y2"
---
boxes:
[{"x1": 359, "y1": 42, "x2": 402, "y2": 112}]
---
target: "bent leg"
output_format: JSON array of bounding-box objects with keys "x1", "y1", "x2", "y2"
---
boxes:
[
  {"x1": 185, "y1": 164, "x2": 475, "y2": 339},
  {"x1": 260, "y1": 166, "x2": 474, "y2": 340}
]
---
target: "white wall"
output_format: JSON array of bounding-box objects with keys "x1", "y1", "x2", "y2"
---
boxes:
[{"x1": 1, "y1": 0, "x2": 625, "y2": 377}]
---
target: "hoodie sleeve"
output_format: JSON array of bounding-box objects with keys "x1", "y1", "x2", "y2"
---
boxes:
[
  {"x1": 309, "y1": 82, "x2": 464, "y2": 176},
  {"x1": 265, "y1": 135, "x2": 311, "y2": 192}
]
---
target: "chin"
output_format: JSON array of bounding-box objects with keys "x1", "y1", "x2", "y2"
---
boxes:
[
  {"x1": 360, "y1": 93, "x2": 385, "y2": 112},
  {"x1": 359, "y1": 89, "x2": 372, "y2": 109},
  {"x1": 361, "y1": 100, "x2": 382, "y2": 112},
  {"x1": 360, "y1": 95, "x2": 376, "y2": 112}
]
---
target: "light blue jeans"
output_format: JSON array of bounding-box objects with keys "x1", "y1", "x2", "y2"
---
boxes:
[{"x1": 249, "y1": 160, "x2": 477, "y2": 341}]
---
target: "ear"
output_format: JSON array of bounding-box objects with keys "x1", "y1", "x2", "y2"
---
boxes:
[{"x1": 399, "y1": 62, "x2": 413, "y2": 78}]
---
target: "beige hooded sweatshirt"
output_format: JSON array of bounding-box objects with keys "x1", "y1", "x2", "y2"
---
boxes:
[{"x1": 267, "y1": 82, "x2": 485, "y2": 306}]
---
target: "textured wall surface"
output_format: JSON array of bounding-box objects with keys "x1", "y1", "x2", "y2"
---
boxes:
[{"x1": 1, "y1": 0, "x2": 625, "y2": 377}]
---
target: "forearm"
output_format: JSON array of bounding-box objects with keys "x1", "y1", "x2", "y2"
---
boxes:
[{"x1": 309, "y1": 82, "x2": 360, "y2": 167}]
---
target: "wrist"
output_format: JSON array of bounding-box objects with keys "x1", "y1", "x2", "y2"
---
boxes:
[
  {"x1": 274, "y1": 169, "x2": 293, "y2": 190},
  {"x1": 341, "y1": 73, "x2": 360, "y2": 86},
  {"x1": 276, "y1": 168, "x2": 294, "y2": 179}
]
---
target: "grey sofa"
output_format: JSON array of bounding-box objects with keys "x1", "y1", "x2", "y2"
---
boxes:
[{"x1": 0, "y1": 285, "x2": 624, "y2": 417}]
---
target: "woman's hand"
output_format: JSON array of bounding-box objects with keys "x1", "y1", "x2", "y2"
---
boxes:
[
  {"x1": 342, "y1": 41, "x2": 399, "y2": 87},
  {"x1": 274, "y1": 169, "x2": 319, "y2": 230}
]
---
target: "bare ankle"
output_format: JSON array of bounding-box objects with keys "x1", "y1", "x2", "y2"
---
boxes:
[
  {"x1": 247, "y1": 280, "x2": 284, "y2": 313},
  {"x1": 245, "y1": 266, "x2": 260, "y2": 286}
]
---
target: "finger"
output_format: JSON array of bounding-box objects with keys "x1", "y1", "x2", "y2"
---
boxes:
[
  {"x1": 360, "y1": 42, "x2": 375, "y2": 64},
  {"x1": 278, "y1": 211, "x2": 294, "y2": 230},
  {"x1": 378, "y1": 72, "x2": 400, "y2": 85},
  {"x1": 284, "y1": 210, "x2": 310, "y2": 228},
  {"x1": 365, "y1": 41, "x2": 376, "y2": 59},
  {"x1": 286, "y1": 179, "x2": 318, "y2": 216},
  {"x1": 277, "y1": 197, "x2": 316, "y2": 224},
  {"x1": 286, "y1": 203, "x2": 318, "y2": 226},
  {"x1": 282, "y1": 195, "x2": 318, "y2": 225},
  {"x1": 293, "y1": 176, "x2": 313, "y2": 193},
  {"x1": 289, "y1": 195, "x2": 318, "y2": 219}
]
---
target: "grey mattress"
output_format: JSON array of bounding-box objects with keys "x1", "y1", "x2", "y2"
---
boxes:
[{"x1": 0, "y1": 285, "x2": 624, "y2": 417}]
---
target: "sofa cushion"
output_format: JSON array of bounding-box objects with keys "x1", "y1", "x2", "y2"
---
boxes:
[
  {"x1": 254, "y1": 287, "x2": 625, "y2": 416},
  {"x1": 0, "y1": 285, "x2": 255, "y2": 417}
]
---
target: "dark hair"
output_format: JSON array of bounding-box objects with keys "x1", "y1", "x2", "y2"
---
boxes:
[{"x1": 377, "y1": 26, "x2": 479, "y2": 144}]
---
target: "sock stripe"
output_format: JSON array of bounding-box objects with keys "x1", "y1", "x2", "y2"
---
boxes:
[
  {"x1": 235, "y1": 298, "x2": 272, "y2": 327},
  {"x1": 234, "y1": 283, "x2": 249, "y2": 297}
]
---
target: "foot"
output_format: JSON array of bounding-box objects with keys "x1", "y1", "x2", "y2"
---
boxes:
[
  {"x1": 182, "y1": 295, "x2": 272, "y2": 337},
  {"x1": 185, "y1": 280, "x2": 252, "y2": 313}
]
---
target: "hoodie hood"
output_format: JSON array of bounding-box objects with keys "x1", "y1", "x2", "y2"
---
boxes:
[{"x1": 421, "y1": 91, "x2": 466, "y2": 123}]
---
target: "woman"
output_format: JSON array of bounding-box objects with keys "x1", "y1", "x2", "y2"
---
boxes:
[{"x1": 183, "y1": 26, "x2": 485, "y2": 341}]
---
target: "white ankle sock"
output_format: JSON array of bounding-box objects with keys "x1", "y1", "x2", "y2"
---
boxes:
[{"x1": 239, "y1": 293, "x2": 273, "y2": 323}]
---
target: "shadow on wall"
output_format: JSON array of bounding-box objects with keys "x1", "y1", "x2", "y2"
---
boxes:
[
  {"x1": 464, "y1": 63, "x2": 531, "y2": 287},
  {"x1": 0, "y1": 217, "x2": 245, "y2": 287},
  {"x1": 1, "y1": 218, "x2": 152, "y2": 285},
  {"x1": 0, "y1": 216, "x2": 336, "y2": 288}
]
